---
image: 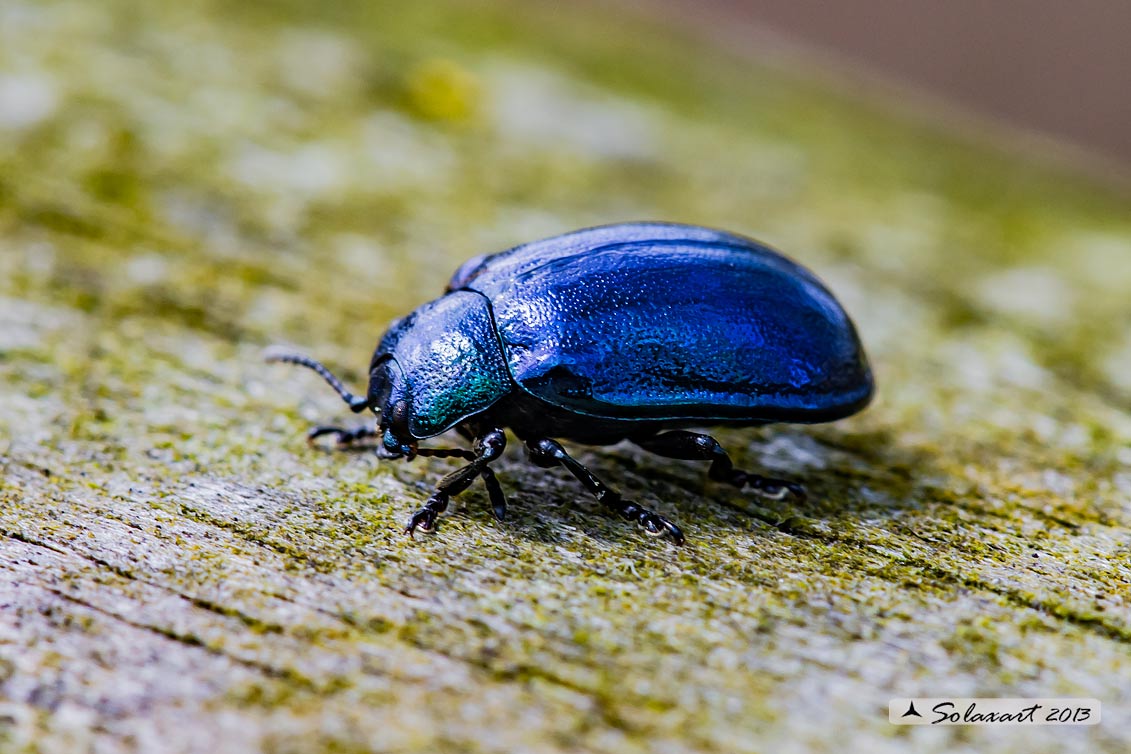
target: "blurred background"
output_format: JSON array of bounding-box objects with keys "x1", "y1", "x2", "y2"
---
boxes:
[
  {"x1": 4, "y1": 1, "x2": 1131, "y2": 752},
  {"x1": 628, "y1": 0, "x2": 1131, "y2": 182}
]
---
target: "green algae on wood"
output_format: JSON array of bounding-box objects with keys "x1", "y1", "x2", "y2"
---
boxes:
[{"x1": 2, "y1": 0, "x2": 1131, "y2": 752}]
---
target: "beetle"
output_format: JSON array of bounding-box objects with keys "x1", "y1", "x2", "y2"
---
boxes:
[{"x1": 268, "y1": 222, "x2": 873, "y2": 545}]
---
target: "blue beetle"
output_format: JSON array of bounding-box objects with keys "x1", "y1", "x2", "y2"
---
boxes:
[{"x1": 269, "y1": 222, "x2": 873, "y2": 545}]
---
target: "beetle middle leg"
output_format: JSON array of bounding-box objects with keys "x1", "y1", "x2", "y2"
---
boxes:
[
  {"x1": 632, "y1": 430, "x2": 806, "y2": 502},
  {"x1": 526, "y1": 438, "x2": 685, "y2": 545},
  {"x1": 405, "y1": 428, "x2": 507, "y2": 536}
]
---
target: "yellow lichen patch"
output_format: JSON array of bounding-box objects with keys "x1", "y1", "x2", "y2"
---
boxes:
[{"x1": 404, "y1": 58, "x2": 481, "y2": 123}]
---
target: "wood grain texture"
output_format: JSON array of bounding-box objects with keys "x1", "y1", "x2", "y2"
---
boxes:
[{"x1": 2, "y1": 0, "x2": 1130, "y2": 752}]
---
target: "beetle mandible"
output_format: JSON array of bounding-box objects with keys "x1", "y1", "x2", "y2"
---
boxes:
[{"x1": 268, "y1": 222, "x2": 873, "y2": 545}]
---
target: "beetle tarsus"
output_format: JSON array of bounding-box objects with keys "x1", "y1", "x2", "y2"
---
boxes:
[
  {"x1": 405, "y1": 495, "x2": 446, "y2": 536},
  {"x1": 617, "y1": 500, "x2": 686, "y2": 545},
  {"x1": 633, "y1": 430, "x2": 807, "y2": 503},
  {"x1": 527, "y1": 437, "x2": 685, "y2": 545},
  {"x1": 739, "y1": 475, "x2": 807, "y2": 503}
]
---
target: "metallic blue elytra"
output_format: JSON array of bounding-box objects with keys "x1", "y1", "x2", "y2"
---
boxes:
[{"x1": 269, "y1": 222, "x2": 874, "y2": 546}]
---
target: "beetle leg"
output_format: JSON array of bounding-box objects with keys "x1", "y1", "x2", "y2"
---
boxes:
[
  {"x1": 526, "y1": 438, "x2": 685, "y2": 545},
  {"x1": 414, "y1": 445, "x2": 507, "y2": 521},
  {"x1": 405, "y1": 429, "x2": 507, "y2": 536},
  {"x1": 307, "y1": 424, "x2": 379, "y2": 449},
  {"x1": 415, "y1": 447, "x2": 476, "y2": 461},
  {"x1": 479, "y1": 466, "x2": 508, "y2": 521},
  {"x1": 632, "y1": 431, "x2": 806, "y2": 502}
]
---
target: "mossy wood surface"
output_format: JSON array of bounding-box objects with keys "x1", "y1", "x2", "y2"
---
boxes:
[{"x1": 2, "y1": 1, "x2": 1131, "y2": 752}]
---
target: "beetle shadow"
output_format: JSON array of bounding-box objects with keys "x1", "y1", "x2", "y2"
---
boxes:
[
  {"x1": 446, "y1": 426, "x2": 949, "y2": 548},
  {"x1": 706, "y1": 427, "x2": 944, "y2": 537},
  {"x1": 305, "y1": 423, "x2": 945, "y2": 548}
]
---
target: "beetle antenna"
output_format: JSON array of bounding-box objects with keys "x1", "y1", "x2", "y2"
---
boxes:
[{"x1": 264, "y1": 348, "x2": 370, "y2": 413}]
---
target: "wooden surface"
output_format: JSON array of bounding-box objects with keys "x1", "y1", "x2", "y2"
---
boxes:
[{"x1": 2, "y1": 0, "x2": 1131, "y2": 752}]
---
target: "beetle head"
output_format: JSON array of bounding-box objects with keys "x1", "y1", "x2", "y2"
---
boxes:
[
  {"x1": 362, "y1": 355, "x2": 415, "y2": 458},
  {"x1": 271, "y1": 291, "x2": 515, "y2": 458},
  {"x1": 366, "y1": 291, "x2": 513, "y2": 455}
]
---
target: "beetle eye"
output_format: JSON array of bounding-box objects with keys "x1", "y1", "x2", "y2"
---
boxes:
[
  {"x1": 390, "y1": 399, "x2": 410, "y2": 429},
  {"x1": 367, "y1": 358, "x2": 398, "y2": 415}
]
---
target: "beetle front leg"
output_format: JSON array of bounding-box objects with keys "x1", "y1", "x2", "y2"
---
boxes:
[
  {"x1": 307, "y1": 424, "x2": 379, "y2": 449},
  {"x1": 405, "y1": 429, "x2": 507, "y2": 536},
  {"x1": 478, "y1": 465, "x2": 507, "y2": 521},
  {"x1": 414, "y1": 445, "x2": 507, "y2": 521},
  {"x1": 526, "y1": 438, "x2": 685, "y2": 545},
  {"x1": 632, "y1": 431, "x2": 806, "y2": 501}
]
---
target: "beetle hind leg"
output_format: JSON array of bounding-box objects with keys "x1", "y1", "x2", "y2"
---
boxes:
[
  {"x1": 526, "y1": 438, "x2": 685, "y2": 546},
  {"x1": 632, "y1": 431, "x2": 806, "y2": 502}
]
